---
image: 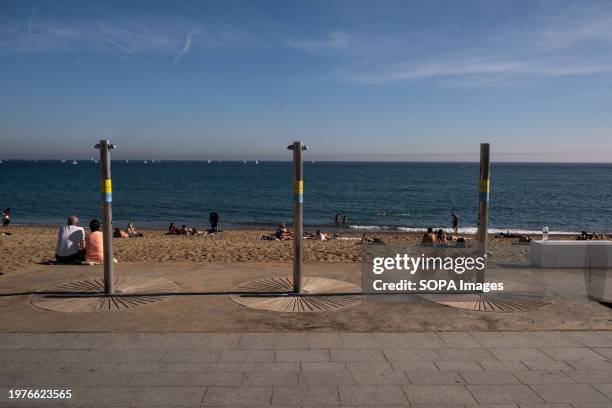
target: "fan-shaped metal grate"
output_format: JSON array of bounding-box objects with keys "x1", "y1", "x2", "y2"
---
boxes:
[
  {"x1": 229, "y1": 276, "x2": 362, "y2": 313},
  {"x1": 30, "y1": 276, "x2": 180, "y2": 313},
  {"x1": 421, "y1": 290, "x2": 555, "y2": 312}
]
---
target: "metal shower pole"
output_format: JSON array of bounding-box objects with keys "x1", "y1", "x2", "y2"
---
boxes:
[
  {"x1": 95, "y1": 140, "x2": 116, "y2": 295},
  {"x1": 287, "y1": 141, "x2": 308, "y2": 294},
  {"x1": 477, "y1": 143, "x2": 490, "y2": 284}
]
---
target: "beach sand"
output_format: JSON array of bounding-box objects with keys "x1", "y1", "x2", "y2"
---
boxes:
[{"x1": 0, "y1": 225, "x2": 542, "y2": 275}]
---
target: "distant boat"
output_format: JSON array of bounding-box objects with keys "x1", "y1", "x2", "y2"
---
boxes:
[
  {"x1": 255, "y1": 160, "x2": 259, "y2": 164},
  {"x1": 90, "y1": 156, "x2": 94, "y2": 162},
  {"x1": 207, "y1": 160, "x2": 211, "y2": 164},
  {"x1": 72, "y1": 160, "x2": 78, "y2": 165},
  {"x1": 243, "y1": 160, "x2": 247, "y2": 164},
  {"x1": 61, "y1": 159, "x2": 66, "y2": 163},
  {"x1": 311, "y1": 160, "x2": 315, "y2": 163},
  {"x1": 94, "y1": 160, "x2": 98, "y2": 164},
  {"x1": 144, "y1": 160, "x2": 148, "y2": 164},
  {"x1": 125, "y1": 160, "x2": 129, "y2": 164}
]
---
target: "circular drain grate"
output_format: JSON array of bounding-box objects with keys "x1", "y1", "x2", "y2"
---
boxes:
[
  {"x1": 30, "y1": 276, "x2": 180, "y2": 313},
  {"x1": 229, "y1": 276, "x2": 361, "y2": 313},
  {"x1": 420, "y1": 293, "x2": 555, "y2": 312}
]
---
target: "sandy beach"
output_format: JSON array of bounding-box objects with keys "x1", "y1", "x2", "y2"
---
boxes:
[{"x1": 0, "y1": 224, "x2": 550, "y2": 275}]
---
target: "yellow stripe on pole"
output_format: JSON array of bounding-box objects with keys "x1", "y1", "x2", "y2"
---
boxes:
[
  {"x1": 103, "y1": 179, "x2": 112, "y2": 193},
  {"x1": 479, "y1": 179, "x2": 490, "y2": 193},
  {"x1": 293, "y1": 180, "x2": 303, "y2": 193}
]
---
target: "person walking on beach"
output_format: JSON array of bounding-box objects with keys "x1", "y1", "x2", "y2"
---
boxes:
[
  {"x1": 451, "y1": 211, "x2": 459, "y2": 234},
  {"x1": 55, "y1": 215, "x2": 85, "y2": 264},
  {"x1": 2, "y1": 208, "x2": 9, "y2": 227},
  {"x1": 209, "y1": 212, "x2": 219, "y2": 232}
]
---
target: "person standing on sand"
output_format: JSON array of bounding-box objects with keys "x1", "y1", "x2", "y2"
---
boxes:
[
  {"x1": 2, "y1": 208, "x2": 9, "y2": 227},
  {"x1": 451, "y1": 211, "x2": 459, "y2": 234},
  {"x1": 209, "y1": 212, "x2": 219, "y2": 232}
]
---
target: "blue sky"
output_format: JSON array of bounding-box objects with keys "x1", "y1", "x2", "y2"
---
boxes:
[{"x1": 1, "y1": 0, "x2": 611, "y2": 161}]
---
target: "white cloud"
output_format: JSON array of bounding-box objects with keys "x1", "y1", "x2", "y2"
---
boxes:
[
  {"x1": 286, "y1": 31, "x2": 351, "y2": 55},
  {"x1": 284, "y1": 2, "x2": 612, "y2": 86},
  {"x1": 350, "y1": 59, "x2": 612, "y2": 83}
]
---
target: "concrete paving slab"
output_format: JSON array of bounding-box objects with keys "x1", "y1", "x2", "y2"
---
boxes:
[
  {"x1": 459, "y1": 370, "x2": 521, "y2": 384},
  {"x1": 531, "y1": 384, "x2": 611, "y2": 403},
  {"x1": 512, "y1": 370, "x2": 575, "y2": 384},
  {"x1": 405, "y1": 371, "x2": 465, "y2": 385},
  {"x1": 467, "y1": 384, "x2": 544, "y2": 404},
  {"x1": 403, "y1": 384, "x2": 477, "y2": 404},
  {"x1": 203, "y1": 386, "x2": 271, "y2": 406},
  {"x1": 340, "y1": 385, "x2": 408, "y2": 405},
  {"x1": 272, "y1": 385, "x2": 339, "y2": 405}
]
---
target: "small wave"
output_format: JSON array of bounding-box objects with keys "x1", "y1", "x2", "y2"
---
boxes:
[
  {"x1": 349, "y1": 225, "x2": 388, "y2": 231},
  {"x1": 352, "y1": 225, "x2": 580, "y2": 235}
]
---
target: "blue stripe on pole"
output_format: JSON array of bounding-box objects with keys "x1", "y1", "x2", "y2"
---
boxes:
[
  {"x1": 104, "y1": 192, "x2": 112, "y2": 202},
  {"x1": 294, "y1": 193, "x2": 303, "y2": 203},
  {"x1": 479, "y1": 191, "x2": 489, "y2": 202}
]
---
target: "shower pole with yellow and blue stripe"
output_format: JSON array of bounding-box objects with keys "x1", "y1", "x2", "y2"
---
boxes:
[
  {"x1": 477, "y1": 143, "x2": 490, "y2": 284},
  {"x1": 95, "y1": 140, "x2": 116, "y2": 295},
  {"x1": 288, "y1": 141, "x2": 308, "y2": 294}
]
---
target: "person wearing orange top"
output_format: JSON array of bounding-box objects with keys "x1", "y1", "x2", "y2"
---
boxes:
[{"x1": 85, "y1": 219, "x2": 104, "y2": 264}]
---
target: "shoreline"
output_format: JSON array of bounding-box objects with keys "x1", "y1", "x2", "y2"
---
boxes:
[{"x1": 2, "y1": 221, "x2": 587, "y2": 235}]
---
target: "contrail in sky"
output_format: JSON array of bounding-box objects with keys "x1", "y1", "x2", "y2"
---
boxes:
[
  {"x1": 27, "y1": 5, "x2": 37, "y2": 34},
  {"x1": 174, "y1": 31, "x2": 195, "y2": 65},
  {"x1": 103, "y1": 35, "x2": 144, "y2": 60}
]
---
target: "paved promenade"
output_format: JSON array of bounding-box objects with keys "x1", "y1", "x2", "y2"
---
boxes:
[{"x1": 2, "y1": 331, "x2": 612, "y2": 407}]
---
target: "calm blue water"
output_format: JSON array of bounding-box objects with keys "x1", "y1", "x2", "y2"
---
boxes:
[{"x1": 1, "y1": 160, "x2": 611, "y2": 233}]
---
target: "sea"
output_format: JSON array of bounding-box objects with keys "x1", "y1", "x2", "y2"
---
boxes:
[{"x1": 1, "y1": 160, "x2": 611, "y2": 234}]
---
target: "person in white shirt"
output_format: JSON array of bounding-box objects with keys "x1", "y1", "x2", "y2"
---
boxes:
[{"x1": 55, "y1": 215, "x2": 85, "y2": 263}]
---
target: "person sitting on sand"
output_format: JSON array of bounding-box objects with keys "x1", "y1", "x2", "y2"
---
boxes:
[
  {"x1": 2, "y1": 208, "x2": 10, "y2": 227},
  {"x1": 275, "y1": 223, "x2": 293, "y2": 240},
  {"x1": 126, "y1": 222, "x2": 144, "y2": 237},
  {"x1": 209, "y1": 212, "x2": 219, "y2": 232},
  {"x1": 179, "y1": 224, "x2": 190, "y2": 235},
  {"x1": 315, "y1": 229, "x2": 327, "y2": 240},
  {"x1": 55, "y1": 215, "x2": 85, "y2": 263},
  {"x1": 422, "y1": 227, "x2": 437, "y2": 244},
  {"x1": 436, "y1": 229, "x2": 448, "y2": 245},
  {"x1": 85, "y1": 219, "x2": 104, "y2": 264},
  {"x1": 113, "y1": 228, "x2": 129, "y2": 238},
  {"x1": 167, "y1": 223, "x2": 178, "y2": 235}
]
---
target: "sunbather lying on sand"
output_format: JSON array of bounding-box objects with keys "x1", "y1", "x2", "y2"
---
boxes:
[{"x1": 113, "y1": 228, "x2": 129, "y2": 238}]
